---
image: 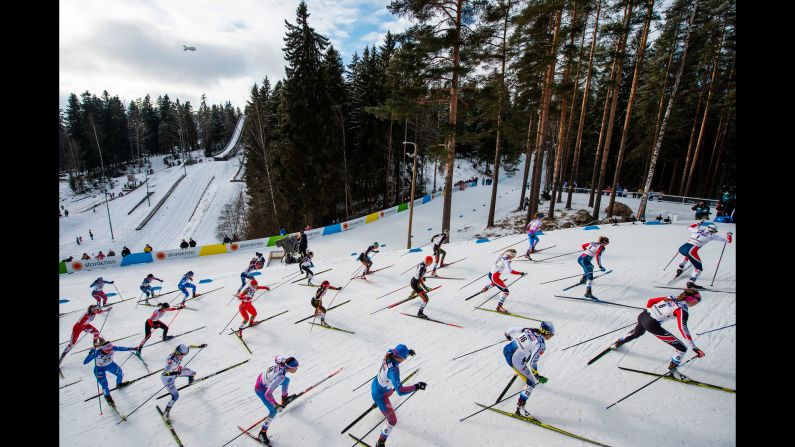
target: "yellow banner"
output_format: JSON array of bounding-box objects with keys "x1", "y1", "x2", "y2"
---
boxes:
[
  {"x1": 199, "y1": 244, "x2": 228, "y2": 256},
  {"x1": 365, "y1": 212, "x2": 380, "y2": 223}
]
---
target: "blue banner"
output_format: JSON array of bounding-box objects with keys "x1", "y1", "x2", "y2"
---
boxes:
[{"x1": 120, "y1": 252, "x2": 153, "y2": 267}]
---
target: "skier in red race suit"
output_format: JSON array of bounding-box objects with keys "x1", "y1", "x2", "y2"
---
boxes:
[
  {"x1": 238, "y1": 279, "x2": 270, "y2": 329},
  {"x1": 60, "y1": 304, "x2": 111, "y2": 363}
]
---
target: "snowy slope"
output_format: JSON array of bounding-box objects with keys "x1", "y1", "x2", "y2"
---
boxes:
[{"x1": 59, "y1": 179, "x2": 736, "y2": 447}]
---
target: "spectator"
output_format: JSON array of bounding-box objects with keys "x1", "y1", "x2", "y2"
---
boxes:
[
  {"x1": 107, "y1": 249, "x2": 116, "y2": 256},
  {"x1": 89, "y1": 230, "x2": 94, "y2": 240},
  {"x1": 81, "y1": 253, "x2": 91, "y2": 260},
  {"x1": 64, "y1": 209, "x2": 69, "y2": 217},
  {"x1": 96, "y1": 251, "x2": 106, "y2": 260},
  {"x1": 93, "y1": 208, "x2": 96, "y2": 213},
  {"x1": 691, "y1": 201, "x2": 711, "y2": 220},
  {"x1": 656, "y1": 214, "x2": 663, "y2": 222},
  {"x1": 523, "y1": 197, "x2": 530, "y2": 210},
  {"x1": 233, "y1": 233, "x2": 239, "y2": 241},
  {"x1": 79, "y1": 236, "x2": 83, "y2": 243},
  {"x1": 143, "y1": 244, "x2": 153, "y2": 253},
  {"x1": 62, "y1": 256, "x2": 74, "y2": 263},
  {"x1": 298, "y1": 229, "x2": 308, "y2": 258},
  {"x1": 663, "y1": 214, "x2": 672, "y2": 224},
  {"x1": 223, "y1": 236, "x2": 231, "y2": 244},
  {"x1": 121, "y1": 246, "x2": 131, "y2": 257},
  {"x1": 76, "y1": 236, "x2": 80, "y2": 245},
  {"x1": 180, "y1": 239, "x2": 189, "y2": 249},
  {"x1": 189, "y1": 238, "x2": 197, "y2": 247},
  {"x1": 279, "y1": 228, "x2": 286, "y2": 236}
]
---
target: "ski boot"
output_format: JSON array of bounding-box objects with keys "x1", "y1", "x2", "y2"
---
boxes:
[
  {"x1": 59, "y1": 352, "x2": 67, "y2": 364},
  {"x1": 163, "y1": 405, "x2": 172, "y2": 419},
  {"x1": 375, "y1": 436, "x2": 387, "y2": 447},
  {"x1": 668, "y1": 360, "x2": 680, "y2": 371},
  {"x1": 117, "y1": 381, "x2": 130, "y2": 388},
  {"x1": 188, "y1": 375, "x2": 195, "y2": 385},
  {"x1": 578, "y1": 275, "x2": 586, "y2": 285},
  {"x1": 610, "y1": 338, "x2": 625, "y2": 350},
  {"x1": 495, "y1": 304, "x2": 508, "y2": 314},
  {"x1": 584, "y1": 286, "x2": 595, "y2": 300},
  {"x1": 417, "y1": 308, "x2": 429, "y2": 320},
  {"x1": 515, "y1": 398, "x2": 531, "y2": 417},
  {"x1": 675, "y1": 267, "x2": 684, "y2": 278},
  {"x1": 104, "y1": 394, "x2": 116, "y2": 407},
  {"x1": 239, "y1": 321, "x2": 248, "y2": 330},
  {"x1": 320, "y1": 319, "x2": 330, "y2": 328},
  {"x1": 258, "y1": 428, "x2": 271, "y2": 445},
  {"x1": 686, "y1": 281, "x2": 705, "y2": 290}
]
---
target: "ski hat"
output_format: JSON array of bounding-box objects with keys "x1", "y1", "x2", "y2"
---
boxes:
[
  {"x1": 186, "y1": 271, "x2": 194, "y2": 277},
  {"x1": 250, "y1": 279, "x2": 258, "y2": 286},
  {"x1": 160, "y1": 303, "x2": 169, "y2": 309},
  {"x1": 100, "y1": 340, "x2": 114, "y2": 351},
  {"x1": 285, "y1": 357, "x2": 299, "y2": 368},
  {"x1": 175, "y1": 344, "x2": 189, "y2": 355},
  {"x1": 424, "y1": 256, "x2": 434, "y2": 264},
  {"x1": 321, "y1": 280, "x2": 331, "y2": 288},
  {"x1": 373, "y1": 242, "x2": 380, "y2": 247},
  {"x1": 682, "y1": 288, "x2": 702, "y2": 303},
  {"x1": 540, "y1": 321, "x2": 556, "y2": 336},
  {"x1": 392, "y1": 344, "x2": 410, "y2": 359}
]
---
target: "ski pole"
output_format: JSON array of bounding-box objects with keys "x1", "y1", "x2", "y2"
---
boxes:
[
  {"x1": 459, "y1": 272, "x2": 488, "y2": 290},
  {"x1": 376, "y1": 284, "x2": 409, "y2": 300},
  {"x1": 710, "y1": 242, "x2": 727, "y2": 286},
  {"x1": 696, "y1": 323, "x2": 735, "y2": 335},
  {"x1": 495, "y1": 374, "x2": 517, "y2": 403},
  {"x1": 662, "y1": 251, "x2": 679, "y2": 271},
  {"x1": 491, "y1": 237, "x2": 526, "y2": 254},
  {"x1": 220, "y1": 290, "x2": 267, "y2": 334},
  {"x1": 95, "y1": 371, "x2": 103, "y2": 416},
  {"x1": 452, "y1": 340, "x2": 504, "y2": 361},
  {"x1": 113, "y1": 284, "x2": 124, "y2": 301},
  {"x1": 459, "y1": 389, "x2": 524, "y2": 422},
  {"x1": 561, "y1": 323, "x2": 635, "y2": 351},
  {"x1": 135, "y1": 292, "x2": 144, "y2": 309},
  {"x1": 533, "y1": 250, "x2": 580, "y2": 263},
  {"x1": 119, "y1": 347, "x2": 206, "y2": 422},
  {"x1": 606, "y1": 357, "x2": 696, "y2": 409},
  {"x1": 399, "y1": 241, "x2": 432, "y2": 257},
  {"x1": 540, "y1": 273, "x2": 584, "y2": 285},
  {"x1": 350, "y1": 391, "x2": 418, "y2": 447}
]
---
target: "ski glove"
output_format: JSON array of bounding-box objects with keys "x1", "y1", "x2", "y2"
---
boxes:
[
  {"x1": 535, "y1": 375, "x2": 548, "y2": 384},
  {"x1": 415, "y1": 382, "x2": 427, "y2": 391},
  {"x1": 726, "y1": 232, "x2": 733, "y2": 243},
  {"x1": 599, "y1": 266, "x2": 606, "y2": 272},
  {"x1": 408, "y1": 349, "x2": 416, "y2": 356},
  {"x1": 520, "y1": 272, "x2": 527, "y2": 277},
  {"x1": 693, "y1": 348, "x2": 705, "y2": 358}
]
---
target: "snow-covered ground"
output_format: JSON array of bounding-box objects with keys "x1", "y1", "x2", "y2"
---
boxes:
[{"x1": 59, "y1": 169, "x2": 736, "y2": 446}]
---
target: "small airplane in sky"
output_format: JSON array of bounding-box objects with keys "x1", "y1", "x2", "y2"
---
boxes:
[{"x1": 183, "y1": 45, "x2": 196, "y2": 51}]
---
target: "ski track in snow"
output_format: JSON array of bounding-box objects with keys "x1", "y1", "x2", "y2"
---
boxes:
[{"x1": 60, "y1": 170, "x2": 736, "y2": 446}]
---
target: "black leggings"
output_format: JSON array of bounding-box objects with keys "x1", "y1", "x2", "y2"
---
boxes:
[
  {"x1": 145, "y1": 320, "x2": 169, "y2": 338},
  {"x1": 623, "y1": 311, "x2": 687, "y2": 352},
  {"x1": 410, "y1": 278, "x2": 428, "y2": 301}
]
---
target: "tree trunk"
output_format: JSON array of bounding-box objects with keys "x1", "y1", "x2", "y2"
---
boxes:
[
  {"x1": 488, "y1": 1, "x2": 511, "y2": 227},
  {"x1": 678, "y1": 88, "x2": 703, "y2": 195},
  {"x1": 684, "y1": 22, "x2": 726, "y2": 197},
  {"x1": 385, "y1": 115, "x2": 394, "y2": 208},
  {"x1": 704, "y1": 109, "x2": 725, "y2": 196},
  {"x1": 637, "y1": 0, "x2": 698, "y2": 219},
  {"x1": 588, "y1": 59, "x2": 616, "y2": 207},
  {"x1": 668, "y1": 158, "x2": 678, "y2": 193},
  {"x1": 567, "y1": 0, "x2": 601, "y2": 209},
  {"x1": 440, "y1": 0, "x2": 464, "y2": 239},
  {"x1": 559, "y1": 9, "x2": 588, "y2": 204},
  {"x1": 528, "y1": 7, "x2": 563, "y2": 220},
  {"x1": 607, "y1": 0, "x2": 653, "y2": 216},
  {"x1": 548, "y1": 3, "x2": 578, "y2": 217},
  {"x1": 518, "y1": 110, "x2": 537, "y2": 209},
  {"x1": 592, "y1": 0, "x2": 634, "y2": 220}
]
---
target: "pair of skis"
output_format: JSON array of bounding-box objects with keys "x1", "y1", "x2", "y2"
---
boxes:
[{"x1": 353, "y1": 264, "x2": 394, "y2": 280}]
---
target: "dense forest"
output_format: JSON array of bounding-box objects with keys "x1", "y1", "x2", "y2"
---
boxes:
[{"x1": 59, "y1": 0, "x2": 735, "y2": 238}]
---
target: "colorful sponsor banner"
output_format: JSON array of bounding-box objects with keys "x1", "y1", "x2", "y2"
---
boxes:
[
  {"x1": 342, "y1": 216, "x2": 365, "y2": 232},
  {"x1": 323, "y1": 224, "x2": 342, "y2": 235},
  {"x1": 397, "y1": 203, "x2": 409, "y2": 212},
  {"x1": 59, "y1": 261, "x2": 67, "y2": 274},
  {"x1": 421, "y1": 194, "x2": 431, "y2": 204},
  {"x1": 153, "y1": 248, "x2": 201, "y2": 262},
  {"x1": 65, "y1": 255, "x2": 123, "y2": 273},
  {"x1": 227, "y1": 238, "x2": 269, "y2": 253},
  {"x1": 365, "y1": 212, "x2": 380, "y2": 224},
  {"x1": 382, "y1": 206, "x2": 398, "y2": 218},
  {"x1": 120, "y1": 252, "x2": 153, "y2": 266},
  {"x1": 305, "y1": 228, "x2": 324, "y2": 241},
  {"x1": 199, "y1": 244, "x2": 228, "y2": 256}
]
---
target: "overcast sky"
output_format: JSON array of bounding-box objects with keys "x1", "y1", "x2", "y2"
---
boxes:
[{"x1": 59, "y1": 0, "x2": 412, "y2": 111}]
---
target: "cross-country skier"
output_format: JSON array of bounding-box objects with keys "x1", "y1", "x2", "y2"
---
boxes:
[
  {"x1": 299, "y1": 251, "x2": 316, "y2": 285},
  {"x1": 480, "y1": 249, "x2": 527, "y2": 313},
  {"x1": 161, "y1": 343, "x2": 207, "y2": 419},
  {"x1": 526, "y1": 213, "x2": 544, "y2": 257},
  {"x1": 503, "y1": 322, "x2": 554, "y2": 417},
  {"x1": 137, "y1": 303, "x2": 184, "y2": 351},
  {"x1": 90, "y1": 277, "x2": 115, "y2": 306},
  {"x1": 177, "y1": 271, "x2": 196, "y2": 304},
  {"x1": 675, "y1": 222, "x2": 733, "y2": 289},
  {"x1": 60, "y1": 304, "x2": 111, "y2": 363},
  {"x1": 83, "y1": 338, "x2": 139, "y2": 406},
  {"x1": 358, "y1": 242, "x2": 380, "y2": 276},
  {"x1": 410, "y1": 256, "x2": 435, "y2": 319},
  {"x1": 140, "y1": 273, "x2": 163, "y2": 303},
  {"x1": 429, "y1": 229, "x2": 448, "y2": 275},
  {"x1": 578, "y1": 236, "x2": 609, "y2": 299},
  {"x1": 254, "y1": 356, "x2": 300, "y2": 445},
  {"x1": 610, "y1": 288, "x2": 704, "y2": 374},
  {"x1": 371, "y1": 344, "x2": 426, "y2": 447},
  {"x1": 239, "y1": 259, "x2": 258, "y2": 292},
  {"x1": 311, "y1": 280, "x2": 342, "y2": 327},
  {"x1": 238, "y1": 279, "x2": 270, "y2": 329}
]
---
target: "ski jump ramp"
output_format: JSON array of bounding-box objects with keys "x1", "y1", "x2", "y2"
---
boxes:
[{"x1": 213, "y1": 114, "x2": 246, "y2": 161}]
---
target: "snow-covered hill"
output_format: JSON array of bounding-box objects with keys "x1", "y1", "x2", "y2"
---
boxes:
[{"x1": 59, "y1": 179, "x2": 736, "y2": 446}]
